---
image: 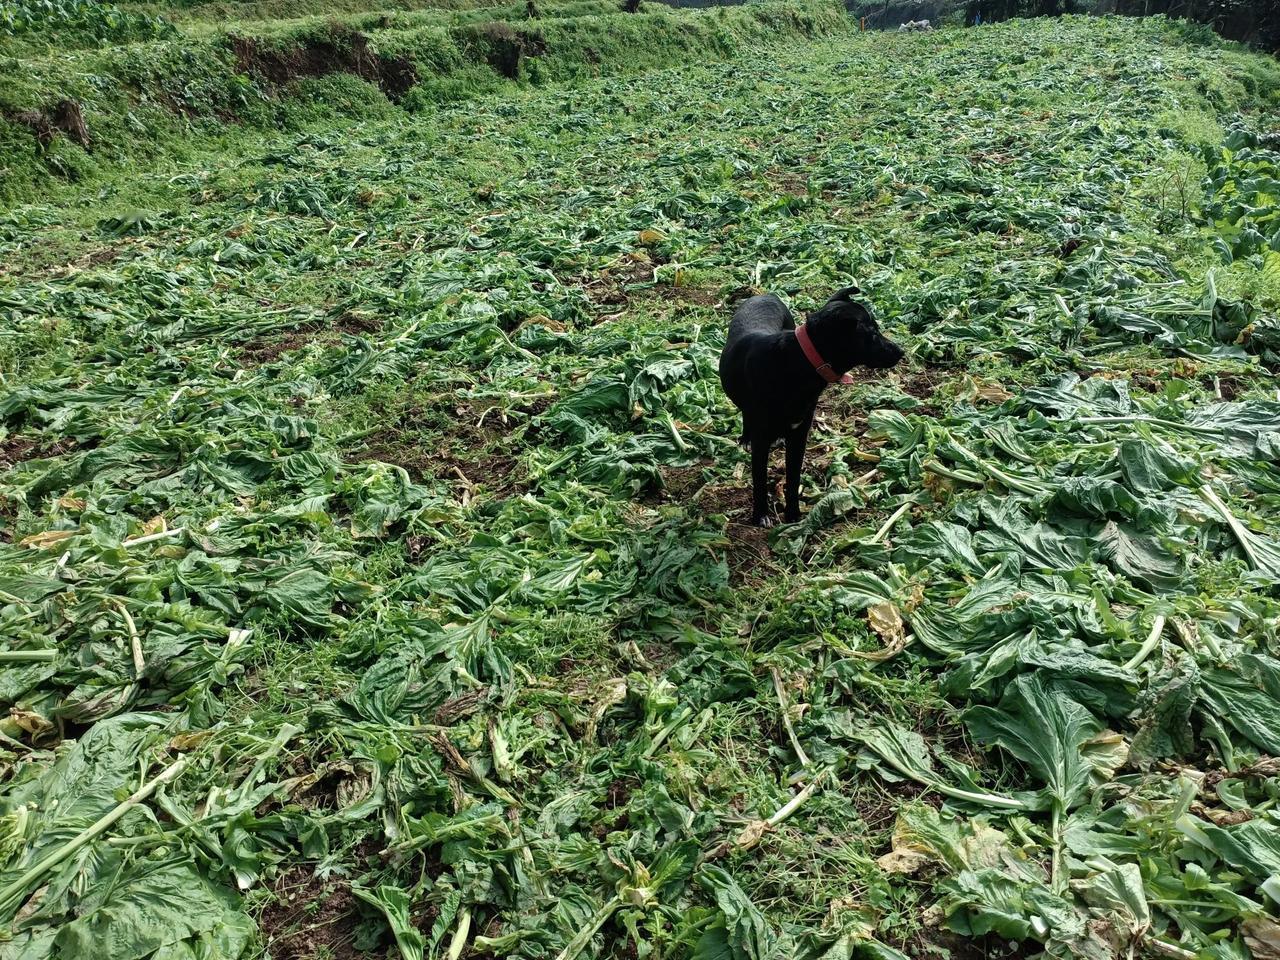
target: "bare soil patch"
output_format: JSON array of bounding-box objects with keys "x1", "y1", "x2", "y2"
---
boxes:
[
  {"x1": 466, "y1": 22, "x2": 547, "y2": 79},
  {"x1": 237, "y1": 313, "x2": 385, "y2": 366},
  {"x1": 763, "y1": 168, "x2": 811, "y2": 196},
  {"x1": 232, "y1": 28, "x2": 418, "y2": 100},
  {"x1": 10, "y1": 99, "x2": 90, "y2": 149},
  {"x1": 0, "y1": 435, "x2": 81, "y2": 469},
  {"x1": 1206, "y1": 373, "x2": 1258, "y2": 402},
  {"x1": 580, "y1": 253, "x2": 655, "y2": 311},
  {"x1": 238, "y1": 330, "x2": 314, "y2": 366},
  {"x1": 258, "y1": 869, "x2": 365, "y2": 960},
  {"x1": 334, "y1": 312, "x2": 384, "y2": 334},
  {"x1": 904, "y1": 929, "x2": 1038, "y2": 960},
  {"x1": 575, "y1": 252, "x2": 723, "y2": 318},
  {"x1": 696, "y1": 482, "x2": 777, "y2": 586},
  {"x1": 0, "y1": 436, "x2": 37, "y2": 469},
  {"x1": 360, "y1": 402, "x2": 523, "y2": 495},
  {"x1": 633, "y1": 283, "x2": 724, "y2": 310},
  {"x1": 656, "y1": 463, "x2": 710, "y2": 501},
  {"x1": 892, "y1": 367, "x2": 950, "y2": 413}
]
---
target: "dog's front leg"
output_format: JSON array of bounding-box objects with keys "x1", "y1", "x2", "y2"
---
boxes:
[
  {"x1": 750, "y1": 431, "x2": 773, "y2": 527},
  {"x1": 783, "y1": 416, "x2": 814, "y2": 524}
]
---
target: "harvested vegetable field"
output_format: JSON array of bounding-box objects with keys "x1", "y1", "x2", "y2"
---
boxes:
[{"x1": 3, "y1": 3, "x2": 1280, "y2": 958}]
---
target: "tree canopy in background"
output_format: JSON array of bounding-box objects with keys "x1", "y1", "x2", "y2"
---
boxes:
[{"x1": 850, "y1": 0, "x2": 1279, "y2": 49}]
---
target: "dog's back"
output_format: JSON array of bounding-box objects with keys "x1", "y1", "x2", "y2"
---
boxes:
[
  {"x1": 720, "y1": 294, "x2": 793, "y2": 408},
  {"x1": 725, "y1": 294, "x2": 793, "y2": 345}
]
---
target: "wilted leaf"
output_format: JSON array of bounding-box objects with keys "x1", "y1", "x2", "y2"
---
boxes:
[
  {"x1": 856, "y1": 603, "x2": 911, "y2": 661},
  {"x1": 17, "y1": 530, "x2": 77, "y2": 550},
  {"x1": 1243, "y1": 917, "x2": 1280, "y2": 960}
]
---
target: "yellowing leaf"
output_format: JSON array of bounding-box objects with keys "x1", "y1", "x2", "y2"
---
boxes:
[
  {"x1": 956, "y1": 374, "x2": 1011, "y2": 404},
  {"x1": 18, "y1": 529, "x2": 78, "y2": 550},
  {"x1": 852, "y1": 603, "x2": 912, "y2": 661},
  {"x1": 170, "y1": 730, "x2": 213, "y2": 751},
  {"x1": 734, "y1": 819, "x2": 770, "y2": 851},
  {"x1": 868, "y1": 602, "x2": 903, "y2": 641},
  {"x1": 876, "y1": 847, "x2": 930, "y2": 876},
  {"x1": 976, "y1": 381, "x2": 1013, "y2": 403},
  {"x1": 1082, "y1": 729, "x2": 1129, "y2": 786},
  {"x1": 520, "y1": 314, "x2": 566, "y2": 332},
  {"x1": 637, "y1": 228, "x2": 665, "y2": 246},
  {"x1": 9, "y1": 709, "x2": 54, "y2": 738},
  {"x1": 884, "y1": 804, "x2": 1025, "y2": 877}
]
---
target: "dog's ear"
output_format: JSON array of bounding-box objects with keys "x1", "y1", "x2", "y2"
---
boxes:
[{"x1": 829, "y1": 285, "x2": 861, "y2": 302}]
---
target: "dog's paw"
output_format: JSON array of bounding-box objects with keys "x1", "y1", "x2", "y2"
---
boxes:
[
  {"x1": 752, "y1": 514, "x2": 775, "y2": 529},
  {"x1": 783, "y1": 511, "x2": 800, "y2": 524}
]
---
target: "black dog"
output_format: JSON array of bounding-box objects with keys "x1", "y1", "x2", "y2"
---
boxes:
[{"x1": 718, "y1": 287, "x2": 904, "y2": 526}]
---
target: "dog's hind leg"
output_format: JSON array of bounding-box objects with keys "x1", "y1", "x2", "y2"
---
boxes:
[
  {"x1": 783, "y1": 415, "x2": 814, "y2": 524},
  {"x1": 749, "y1": 431, "x2": 773, "y2": 527},
  {"x1": 739, "y1": 414, "x2": 752, "y2": 447}
]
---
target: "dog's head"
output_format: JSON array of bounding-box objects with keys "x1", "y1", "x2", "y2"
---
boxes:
[{"x1": 808, "y1": 286, "x2": 905, "y2": 370}]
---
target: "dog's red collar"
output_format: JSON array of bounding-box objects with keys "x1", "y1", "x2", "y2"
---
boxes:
[{"x1": 795, "y1": 325, "x2": 854, "y2": 385}]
